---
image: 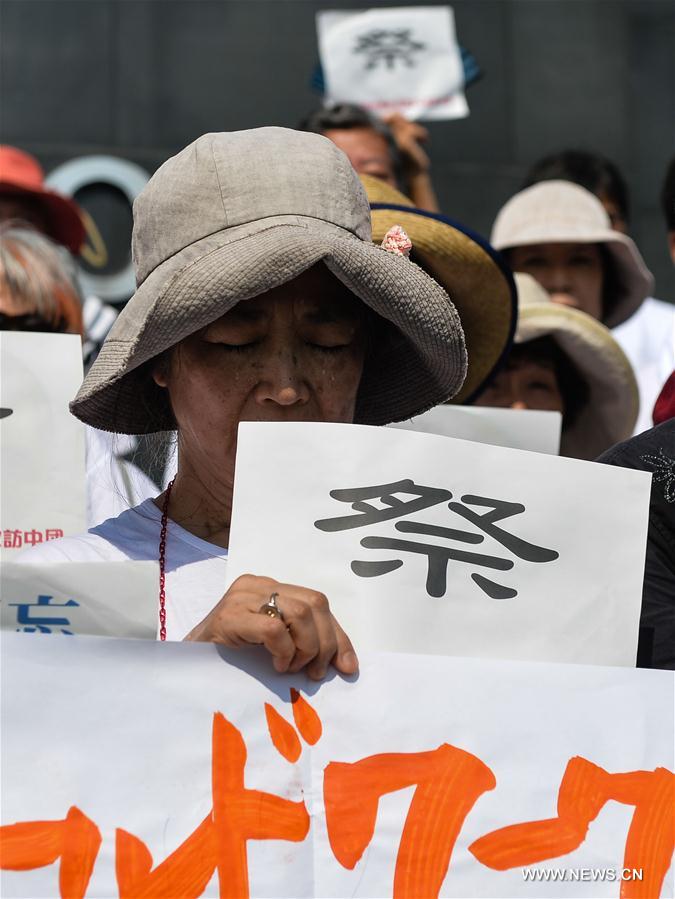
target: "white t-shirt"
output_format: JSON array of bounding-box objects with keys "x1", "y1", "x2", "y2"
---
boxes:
[
  {"x1": 613, "y1": 297, "x2": 675, "y2": 435},
  {"x1": 16, "y1": 499, "x2": 229, "y2": 641}
]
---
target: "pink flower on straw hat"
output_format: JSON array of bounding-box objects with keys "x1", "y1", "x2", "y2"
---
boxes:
[{"x1": 381, "y1": 224, "x2": 412, "y2": 257}]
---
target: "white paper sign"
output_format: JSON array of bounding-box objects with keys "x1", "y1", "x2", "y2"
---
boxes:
[
  {"x1": 226, "y1": 423, "x2": 650, "y2": 667},
  {"x1": 1, "y1": 634, "x2": 673, "y2": 898},
  {"x1": 317, "y1": 6, "x2": 468, "y2": 121},
  {"x1": 0, "y1": 561, "x2": 158, "y2": 638},
  {"x1": 0, "y1": 333, "x2": 86, "y2": 555},
  {"x1": 389, "y1": 406, "x2": 562, "y2": 454}
]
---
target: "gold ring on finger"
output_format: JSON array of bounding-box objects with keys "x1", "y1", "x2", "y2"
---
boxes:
[{"x1": 258, "y1": 592, "x2": 285, "y2": 622}]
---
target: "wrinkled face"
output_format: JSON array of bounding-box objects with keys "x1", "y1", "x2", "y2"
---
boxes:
[
  {"x1": 474, "y1": 356, "x2": 564, "y2": 414},
  {"x1": 509, "y1": 242, "x2": 604, "y2": 320},
  {"x1": 323, "y1": 127, "x2": 397, "y2": 186},
  {"x1": 154, "y1": 264, "x2": 368, "y2": 486}
]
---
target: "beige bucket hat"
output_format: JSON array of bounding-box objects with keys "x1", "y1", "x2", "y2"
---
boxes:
[
  {"x1": 361, "y1": 175, "x2": 516, "y2": 404},
  {"x1": 491, "y1": 180, "x2": 653, "y2": 328},
  {"x1": 70, "y1": 128, "x2": 467, "y2": 433},
  {"x1": 514, "y1": 273, "x2": 639, "y2": 459}
]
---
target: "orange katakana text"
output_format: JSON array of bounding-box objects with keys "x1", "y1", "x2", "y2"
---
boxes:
[
  {"x1": 324, "y1": 743, "x2": 496, "y2": 898},
  {"x1": 0, "y1": 805, "x2": 101, "y2": 899},
  {"x1": 470, "y1": 756, "x2": 675, "y2": 899},
  {"x1": 115, "y1": 712, "x2": 309, "y2": 898}
]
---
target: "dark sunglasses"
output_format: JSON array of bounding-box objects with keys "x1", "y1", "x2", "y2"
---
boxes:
[{"x1": 0, "y1": 312, "x2": 67, "y2": 333}]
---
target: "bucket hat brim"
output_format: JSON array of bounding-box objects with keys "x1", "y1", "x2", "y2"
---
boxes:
[
  {"x1": 70, "y1": 214, "x2": 468, "y2": 433},
  {"x1": 516, "y1": 304, "x2": 639, "y2": 459}
]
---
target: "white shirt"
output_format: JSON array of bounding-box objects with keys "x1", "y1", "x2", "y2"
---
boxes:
[
  {"x1": 613, "y1": 297, "x2": 675, "y2": 435},
  {"x1": 16, "y1": 499, "x2": 229, "y2": 641}
]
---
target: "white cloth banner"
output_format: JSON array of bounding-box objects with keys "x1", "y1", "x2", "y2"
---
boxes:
[
  {"x1": 227, "y1": 423, "x2": 650, "y2": 667},
  {"x1": 0, "y1": 333, "x2": 86, "y2": 556},
  {"x1": 1, "y1": 634, "x2": 673, "y2": 898},
  {"x1": 389, "y1": 406, "x2": 562, "y2": 454},
  {"x1": 317, "y1": 6, "x2": 468, "y2": 121},
  {"x1": 1, "y1": 562, "x2": 158, "y2": 638}
]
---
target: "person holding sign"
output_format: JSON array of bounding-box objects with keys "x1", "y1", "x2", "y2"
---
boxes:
[
  {"x1": 300, "y1": 103, "x2": 442, "y2": 213},
  {"x1": 475, "y1": 273, "x2": 638, "y2": 459},
  {"x1": 18, "y1": 127, "x2": 473, "y2": 680}
]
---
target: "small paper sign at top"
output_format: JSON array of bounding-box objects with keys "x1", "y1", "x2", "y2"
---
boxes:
[{"x1": 317, "y1": 6, "x2": 468, "y2": 121}]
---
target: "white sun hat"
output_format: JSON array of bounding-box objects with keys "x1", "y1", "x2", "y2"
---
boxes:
[
  {"x1": 492, "y1": 180, "x2": 653, "y2": 328},
  {"x1": 514, "y1": 273, "x2": 639, "y2": 459}
]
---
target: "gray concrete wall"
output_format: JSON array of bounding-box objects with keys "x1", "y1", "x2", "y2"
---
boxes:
[{"x1": 2, "y1": 0, "x2": 674, "y2": 300}]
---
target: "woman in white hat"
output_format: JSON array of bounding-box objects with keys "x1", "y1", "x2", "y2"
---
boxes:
[
  {"x1": 474, "y1": 273, "x2": 639, "y2": 459},
  {"x1": 491, "y1": 180, "x2": 653, "y2": 329},
  {"x1": 18, "y1": 127, "x2": 470, "y2": 680}
]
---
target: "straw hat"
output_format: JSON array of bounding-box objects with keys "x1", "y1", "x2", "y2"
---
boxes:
[
  {"x1": 514, "y1": 273, "x2": 638, "y2": 458},
  {"x1": 0, "y1": 146, "x2": 85, "y2": 254},
  {"x1": 362, "y1": 175, "x2": 516, "y2": 404},
  {"x1": 70, "y1": 128, "x2": 468, "y2": 434},
  {"x1": 491, "y1": 180, "x2": 653, "y2": 328}
]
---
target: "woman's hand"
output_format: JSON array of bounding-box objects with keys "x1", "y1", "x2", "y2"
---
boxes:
[{"x1": 185, "y1": 574, "x2": 358, "y2": 680}]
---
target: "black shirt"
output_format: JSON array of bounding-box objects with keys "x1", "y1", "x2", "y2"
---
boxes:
[{"x1": 597, "y1": 419, "x2": 675, "y2": 670}]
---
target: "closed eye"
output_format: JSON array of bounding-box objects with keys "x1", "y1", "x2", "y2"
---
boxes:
[
  {"x1": 307, "y1": 342, "x2": 351, "y2": 353},
  {"x1": 206, "y1": 340, "x2": 261, "y2": 352}
]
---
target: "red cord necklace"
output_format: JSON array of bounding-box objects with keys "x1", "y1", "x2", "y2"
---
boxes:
[{"x1": 158, "y1": 476, "x2": 176, "y2": 641}]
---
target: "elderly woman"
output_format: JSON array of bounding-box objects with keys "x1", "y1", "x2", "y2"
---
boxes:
[{"x1": 19, "y1": 127, "x2": 469, "y2": 680}]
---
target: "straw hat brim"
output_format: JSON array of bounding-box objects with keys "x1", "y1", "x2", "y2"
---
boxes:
[
  {"x1": 516, "y1": 304, "x2": 639, "y2": 459},
  {"x1": 362, "y1": 176, "x2": 517, "y2": 403},
  {"x1": 70, "y1": 214, "x2": 468, "y2": 433}
]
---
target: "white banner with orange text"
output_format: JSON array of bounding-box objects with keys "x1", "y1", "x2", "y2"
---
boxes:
[
  {"x1": 227, "y1": 423, "x2": 650, "y2": 667},
  {"x1": 0, "y1": 634, "x2": 672, "y2": 898}
]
